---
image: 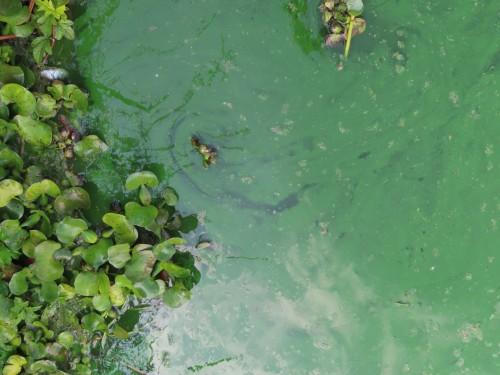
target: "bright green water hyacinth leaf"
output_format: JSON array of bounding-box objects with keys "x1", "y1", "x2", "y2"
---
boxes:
[
  {"x1": 81, "y1": 238, "x2": 111, "y2": 269},
  {"x1": 53, "y1": 187, "x2": 90, "y2": 215},
  {"x1": 81, "y1": 312, "x2": 105, "y2": 332},
  {"x1": 0, "y1": 84, "x2": 36, "y2": 116},
  {"x1": 35, "y1": 94, "x2": 57, "y2": 119},
  {"x1": 74, "y1": 272, "x2": 99, "y2": 296},
  {"x1": 0, "y1": 146, "x2": 23, "y2": 170},
  {"x1": 40, "y1": 281, "x2": 58, "y2": 303},
  {"x1": 125, "y1": 171, "x2": 158, "y2": 191},
  {"x1": 124, "y1": 201, "x2": 158, "y2": 228},
  {"x1": 163, "y1": 282, "x2": 191, "y2": 308},
  {"x1": 124, "y1": 250, "x2": 155, "y2": 282},
  {"x1": 56, "y1": 332, "x2": 74, "y2": 350},
  {"x1": 107, "y1": 243, "x2": 130, "y2": 269},
  {"x1": 9, "y1": 271, "x2": 28, "y2": 296},
  {"x1": 13, "y1": 116, "x2": 52, "y2": 147},
  {"x1": 134, "y1": 278, "x2": 164, "y2": 298},
  {"x1": 0, "y1": 179, "x2": 22, "y2": 207},
  {"x1": 73, "y1": 135, "x2": 108, "y2": 159},
  {"x1": 92, "y1": 295, "x2": 111, "y2": 312},
  {"x1": 25, "y1": 179, "x2": 61, "y2": 201},
  {"x1": 109, "y1": 284, "x2": 125, "y2": 307},
  {"x1": 159, "y1": 261, "x2": 191, "y2": 278},
  {"x1": 162, "y1": 186, "x2": 179, "y2": 206},
  {"x1": 0, "y1": 64, "x2": 24, "y2": 86},
  {"x1": 54, "y1": 217, "x2": 87, "y2": 244},
  {"x1": 0, "y1": 219, "x2": 28, "y2": 250},
  {"x1": 102, "y1": 213, "x2": 138, "y2": 244},
  {"x1": 2, "y1": 354, "x2": 27, "y2": 375},
  {"x1": 152, "y1": 240, "x2": 177, "y2": 261},
  {"x1": 33, "y1": 241, "x2": 63, "y2": 282}
]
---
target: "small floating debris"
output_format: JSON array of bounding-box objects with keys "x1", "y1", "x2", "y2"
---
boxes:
[
  {"x1": 319, "y1": 0, "x2": 366, "y2": 57},
  {"x1": 191, "y1": 136, "x2": 217, "y2": 168},
  {"x1": 40, "y1": 67, "x2": 69, "y2": 81}
]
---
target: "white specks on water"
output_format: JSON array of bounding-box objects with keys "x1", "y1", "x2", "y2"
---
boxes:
[
  {"x1": 458, "y1": 323, "x2": 483, "y2": 343},
  {"x1": 464, "y1": 273, "x2": 473, "y2": 281},
  {"x1": 449, "y1": 91, "x2": 460, "y2": 106},
  {"x1": 222, "y1": 101, "x2": 233, "y2": 109}
]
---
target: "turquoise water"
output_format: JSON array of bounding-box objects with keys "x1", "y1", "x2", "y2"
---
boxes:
[{"x1": 76, "y1": 1, "x2": 500, "y2": 374}]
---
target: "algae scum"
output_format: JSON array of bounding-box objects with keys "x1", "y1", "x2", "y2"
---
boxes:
[{"x1": 75, "y1": 0, "x2": 500, "y2": 373}]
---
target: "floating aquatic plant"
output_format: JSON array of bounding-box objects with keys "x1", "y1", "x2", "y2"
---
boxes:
[
  {"x1": 319, "y1": 0, "x2": 366, "y2": 58},
  {"x1": 0, "y1": 1, "x2": 203, "y2": 374}
]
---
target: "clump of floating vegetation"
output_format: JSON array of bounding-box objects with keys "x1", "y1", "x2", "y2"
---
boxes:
[
  {"x1": 320, "y1": 0, "x2": 366, "y2": 57},
  {"x1": 191, "y1": 136, "x2": 217, "y2": 168},
  {"x1": 0, "y1": 1, "x2": 201, "y2": 374}
]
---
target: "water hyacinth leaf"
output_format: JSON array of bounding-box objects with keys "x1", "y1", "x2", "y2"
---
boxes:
[
  {"x1": 81, "y1": 313, "x2": 105, "y2": 332},
  {"x1": 125, "y1": 171, "x2": 158, "y2": 191},
  {"x1": 73, "y1": 135, "x2": 108, "y2": 159},
  {"x1": 25, "y1": 179, "x2": 61, "y2": 201},
  {"x1": 33, "y1": 241, "x2": 63, "y2": 282},
  {"x1": 115, "y1": 274, "x2": 133, "y2": 290},
  {"x1": 3, "y1": 199, "x2": 23, "y2": 220},
  {"x1": 81, "y1": 238, "x2": 111, "y2": 269},
  {"x1": 107, "y1": 243, "x2": 130, "y2": 269},
  {"x1": 102, "y1": 213, "x2": 138, "y2": 244},
  {"x1": 13, "y1": 115, "x2": 52, "y2": 147},
  {"x1": 124, "y1": 202, "x2": 158, "y2": 228},
  {"x1": 56, "y1": 332, "x2": 74, "y2": 349},
  {"x1": 0, "y1": 83, "x2": 36, "y2": 116},
  {"x1": 3, "y1": 355, "x2": 27, "y2": 375},
  {"x1": 0, "y1": 219, "x2": 28, "y2": 250},
  {"x1": 116, "y1": 308, "x2": 140, "y2": 332},
  {"x1": 40, "y1": 281, "x2": 58, "y2": 303},
  {"x1": 134, "y1": 278, "x2": 164, "y2": 298},
  {"x1": 159, "y1": 261, "x2": 191, "y2": 278},
  {"x1": 162, "y1": 282, "x2": 191, "y2": 308},
  {"x1": 346, "y1": 0, "x2": 364, "y2": 15},
  {"x1": 139, "y1": 184, "x2": 151, "y2": 206},
  {"x1": 81, "y1": 230, "x2": 98, "y2": 244},
  {"x1": 179, "y1": 214, "x2": 198, "y2": 233},
  {"x1": 0, "y1": 179, "x2": 23, "y2": 207},
  {"x1": 124, "y1": 250, "x2": 155, "y2": 282},
  {"x1": 0, "y1": 64, "x2": 24, "y2": 86},
  {"x1": 162, "y1": 187, "x2": 179, "y2": 206},
  {"x1": 53, "y1": 187, "x2": 90, "y2": 215},
  {"x1": 35, "y1": 94, "x2": 58, "y2": 119},
  {"x1": 9, "y1": 271, "x2": 28, "y2": 295},
  {"x1": 152, "y1": 240, "x2": 177, "y2": 261},
  {"x1": 97, "y1": 271, "x2": 111, "y2": 296},
  {"x1": 74, "y1": 272, "x2": 99, "y2": 296},
  {"x1": 92, "y1": 295, "x2": 111, "y2": 312},
  {"x1": 54, "y1": 217, "x2": 87, "y2": 244},
  {"x1": 109, "y1": 284, "x2": 125, "y2": 306}
]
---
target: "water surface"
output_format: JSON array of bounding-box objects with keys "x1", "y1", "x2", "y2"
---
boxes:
[{"x1": 76, "y1": 1, "x2": 500, "y2": 374}]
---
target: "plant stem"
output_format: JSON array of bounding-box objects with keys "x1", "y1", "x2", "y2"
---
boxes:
[
  {"x1": 29, "y1": 0, "x2": 36, "y2": 14},
  {"x1": 0, "y1": 35, "x2": 17, "y2": 41},
  {"x1": 344, "y1": 16, "x2": 355, "y2": 58}
]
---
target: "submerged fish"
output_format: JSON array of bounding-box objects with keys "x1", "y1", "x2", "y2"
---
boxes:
[{"x1": 40, "y1": 67, "x2": 69, "y2": 81}]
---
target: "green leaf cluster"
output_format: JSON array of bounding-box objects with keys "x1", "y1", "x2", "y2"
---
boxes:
[{"x1": 0, "y1": 3, "x2": 202, "y2": 374}]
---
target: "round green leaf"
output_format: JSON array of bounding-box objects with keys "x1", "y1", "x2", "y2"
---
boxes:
[
  {"x1": 81, "y1": 238, "x2": 111, "y2": 269},
  {"x1": 0, "y1": 179, "x2": 22, "y2": 207},
  {"x1": 0, "y1": 145, "x2": 23, "y2": 171},
  {"x1": 162, "y1": 187, "x2": 179, "y2": 206},
  {"x1": 35, "y1": 94, "x2": 57, "y2": 119},
  {"x1": 346, "y1": 0, "x2": 364, "y2": 15},
  {"x1": 0, "y1": 64, "x2": 24, "y2": 86},
  {"x1": 13, "y1": 115, "x2": 52, "y2": 147},
  {"x1": 92, "y1": 295, "x2": 111, "y2": 312},
  {"x1": 0, "y1": 1, "x2": 29, "y2": 25},
  {"x1": 162, "y1": 282, "x2": 191, "y2": 308},
  {"x1": 56, "y1": 332, "x2": 74, "y2": 349},
  {"x1": 40, "y1": 281, "x2": 58, "y2": 303},
  {"x1": 179, "y1": 214, "x2": 198, "y2": 233},
  {"x1": 54, "y1": 217, "x2": 87, "y2": 244},
  {"x1": 152, "y1": 241, "x2": 177, "y2": 261},
  {"x1": 9, "y1": 271, "x2": 28, "y2": 295},
  {"x1": 159, "y1": 261, "x2": 191, "y2": 278},
  {"x1": 124, "y1": 250, "x2": 156, "y2": 282},
  {"x1": 25, "y1": 179, "x2": 61, "y2": 201},
  {"x1": 107, "y1": 243, "x2": 131, "y2": 269},
  {"x1": 74, "y1": 272, "x2": 99, "y2": 296},
  {"x1": 53, "y1": 187, "x2": 91, "y2": 215},
  {"x1": 134, "y1": 278, "x2": 164, "y2": 298},
  {"x1": 0, "y1": 83, "x2": 36, "y2": 116},
  {"x1": 73, "y1": 135, "x2": 108, "y2": 159},
  {"x1": 33, "y1": 241, "x2": 63, "y2": 282},
  {"x1": 0, "y1": 219, "x2": 28, "y2": 250},
  {"x1": 125, "y1": 171, "x2": 159, "y2": 191},
  {"x1": 102, "y1": 213, "x2": 138, "y2": 244},
  {"x1": 124, "y1": 202, "x2": 158, "y2": 228},
  {"x1": 81, "y1": 313, "x2": 106, "y2": 332},
  {"x1": 109, "y1": 284, "x2": 125, "y2": 306}
]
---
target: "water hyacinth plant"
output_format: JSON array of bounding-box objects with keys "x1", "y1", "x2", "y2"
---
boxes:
[
  {"x1": 0, "y1": 1, "x2": 202, "y2": 373},
  {"x1": 320, "y1": 0, "x2": 366, "y2": 57}
]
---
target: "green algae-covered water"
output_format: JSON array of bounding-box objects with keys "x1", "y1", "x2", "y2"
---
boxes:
[{"x1": 75, "y1": 1, "x2": 500, "y2": 374}]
